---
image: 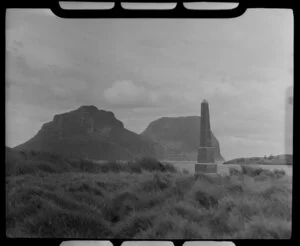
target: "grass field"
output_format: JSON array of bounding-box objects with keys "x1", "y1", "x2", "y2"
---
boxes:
[{"x1": 6, "y1": 152, "x2": 292, "y2": 239}]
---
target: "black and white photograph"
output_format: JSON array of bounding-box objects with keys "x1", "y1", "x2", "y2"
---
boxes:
[{"x1": 5, "y1": 3, "x2": 293, "y2": 239}]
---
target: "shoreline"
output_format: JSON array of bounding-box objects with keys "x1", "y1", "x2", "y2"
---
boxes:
[{"x1": 223, "y1": 163, "x2": 292, "y2": 166}]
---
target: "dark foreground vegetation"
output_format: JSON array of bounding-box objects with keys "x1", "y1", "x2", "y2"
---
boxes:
[{"x1": 6, "y1": 149, "x2": 292, "y2": 239}]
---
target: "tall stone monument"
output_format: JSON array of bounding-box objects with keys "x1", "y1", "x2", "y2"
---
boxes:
[{"x1": 195, "y1": 99, "x2": 218, "y2": 174}]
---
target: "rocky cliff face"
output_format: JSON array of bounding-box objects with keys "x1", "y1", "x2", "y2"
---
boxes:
[
  {"x1": 141, "y1": 116, "x2": 224, "y2": 161},
  {"x1": 15, "y1": 106, "x2": 156, "y2": 160},
  {"x1": 14, "y1": 106, "x2": 224, "y2": 161}
]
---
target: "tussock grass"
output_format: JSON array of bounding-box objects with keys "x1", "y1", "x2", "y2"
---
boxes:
[
  {"x1": 28, "y1": 208, "x2": 112, "y2": 238},
  {"x1": 6, "y1": 151, "x2": 292, "y2": 238},
  {"x1": 230, "y1": 165, "x2": 287, "y2": 179}
]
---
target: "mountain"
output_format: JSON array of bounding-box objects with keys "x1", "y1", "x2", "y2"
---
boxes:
[
  {"x1": 224, "y1": 154, "x2": 293, "y2": 165},
  {"x1": 141, "y1": 116, "x2": 224, "y2": 161},
  {"x1": 14, "y1": 106, "x2": 156, "y2": 160}
]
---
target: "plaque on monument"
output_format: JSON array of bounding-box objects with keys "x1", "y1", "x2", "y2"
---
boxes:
[{"x1": 195, "y1": 100, "x2": 217, "y2": 174}]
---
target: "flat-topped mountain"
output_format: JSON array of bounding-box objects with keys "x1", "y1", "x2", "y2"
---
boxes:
[
  {"x1": 141, "y1": 116, "x2": 224, "y2": 161},
  {"x1": 15, "y1": 106, "x2": 156, "y2": 160},
  {"x1": 14, "y1": 106, "x2": 224, "y2": 161}
]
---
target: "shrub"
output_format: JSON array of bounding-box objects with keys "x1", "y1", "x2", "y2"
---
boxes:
[
  {"x1": 67, "y1": 183, "x2": 103, "y2": 196},
  {"x1": 133, "y1": 211, "x2": 180, "y2": 239},
  {"x1": 79, "y1": 159, "x2": 100, "y2": 172},
  {"x1": 209, "y1": 210, "x2": 233, "y2": 236},
  {"x1": 6, "y1": 197, "x2": 45, "y2": 228},
  {"x1": 194, "y1": 172, "x2": 217, "y2": 184},
  {"x1": 139, "y1": 219, "x2": 175, "y2": 238},
  {"x1": 173, "y1": 201, "x2": 203, "y2": 222},
  {"x1": 14, "y1": 164, "x2": 36, "y2": 176},
  {"x1": 229, "y1": 167, "x2": 240, "y2": 176},
  {"x1": 182, "y1": 169, "x2": 190, "y2": 174},
  {"x1": 113, "y1": 212, "x2": 155, "y2": 238},
  {"x1": 232, "y1": 166, "x2": 286, "y2": 179},
  {"x1": 12, "y1": 160, "x2": 63, "y2": 176},
  {"x1": 14, "y1": 188, "x2": 82, "y2": 212},
  {"x1": 260, "y1": 186, "x2": 288, "y2": 200},
  {"x1": 70, "y1": 192, "x2": 105, "y2": 213},
  {"x1": 101, "y1": 191, "x2": 147, "y2": 223},
  {"x1": 238, "y1": 217, "x2": 291, "y2": 239},
  {"x1": 140, "y1": 177, "x2": 169, "y2": 192},
  {"x1": 135, "y1": 157, "x2": 177, "y2": 173},
  {"x1": 273, "y1": 169, "x2": 286, "y2": 179},
  {"x1": 172, "y1": 176, "x2": 195, "y2": 197},
  {"x1": 30, "y1": 150, "x2": 36, "y2": 156},
  {"x1": 163, "y1": 162, "x2": 177, "y2": 173},
  {"x1": 28, "y1": 209, "x2": 112, "y2": 238},
  {"x1": 34, "y1": 162, "x2": 58, "y2": 173},
  {"x1": 225, "y1": 183, "x2": 244, "y2": 194},
  {"x1": 240, "y1": 166, "x2": 264, "y2": 176},
  {"x1": 134, "y1": 190, "x2": 170, "y2": 210},
  {"x1": 77, "y1": 158, "x2": 177, "y2": 174},
  {"x1": 181, "y1": 221, "x2": 206, "y2": 239},
  {"x1": 194, "y1": 190, "x2": 218, "y2": 209},
  {"x1": 126, "y1": 161, "x2": 142, "y2": 173},
  {"x1": 254, "y1": 174, "x2": 269, "y2": 181},
  {"x1": 6, "y1": 154, "x2": 292, "y2": 239}
]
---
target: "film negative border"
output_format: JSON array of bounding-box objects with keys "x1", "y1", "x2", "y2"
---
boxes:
[{"x1": 3, "y1": 0, "x2": 297, "y2": 244}]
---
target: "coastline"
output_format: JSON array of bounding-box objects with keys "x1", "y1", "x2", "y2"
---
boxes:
[{"x1": 223, "y1": 163, "x2": 293, "y2": 166}]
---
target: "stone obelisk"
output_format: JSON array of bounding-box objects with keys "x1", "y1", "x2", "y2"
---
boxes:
[{"x1": 195, "y1": 99, "x2": 217, "y2": 174}]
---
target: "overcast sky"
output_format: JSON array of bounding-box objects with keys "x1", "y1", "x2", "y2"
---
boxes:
[{"x1": 6, "y1": 8, "x2": 293, "y2": 160}]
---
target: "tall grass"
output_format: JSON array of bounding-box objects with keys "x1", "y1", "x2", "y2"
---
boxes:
[
  {"x1": 6, "y1": 151, "x2": 292, "y2": 239},
  {"x1": 7, "y1": 154, "x2": 177, "y2": 176}
]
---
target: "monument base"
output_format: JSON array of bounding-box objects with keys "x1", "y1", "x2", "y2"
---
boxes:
[{"x1": 195, "y1": 163, "x2": 217, "y2": 174}]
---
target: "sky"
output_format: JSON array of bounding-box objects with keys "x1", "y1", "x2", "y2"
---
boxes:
[{"x1": 5, "y1": 8, "x2": 293, "y2": 160}]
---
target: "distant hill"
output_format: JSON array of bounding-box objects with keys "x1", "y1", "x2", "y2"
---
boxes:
[
  {"x1": 14, "y1": 106, "x2": 156, "y2": 160},
  {"x1": 224, "y1": 154, "x2": 293, "y2": 165},
  {"x1": 141, "y1": 116, "x2": 224, "y2": 161},
  {"x1": 13, "y1": 106, "x2": 225, "y2": 162}
]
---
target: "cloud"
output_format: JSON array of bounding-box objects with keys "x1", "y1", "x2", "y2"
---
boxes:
[
  {"x1": 6, "y1": 20, "x2": 70, "y2": 69},
  {"x1": 103, "y1": 80, "x2": 158, "y2": 108},
  {"x1": 219, "y1": 134, "x2": 286, "y2": 160},
  {"x1": 194, "y1": 79, "x2": 241, "y2": 99},
  {"x1": 5, "y1": 9, "x2": 293, "y2": 158}
]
